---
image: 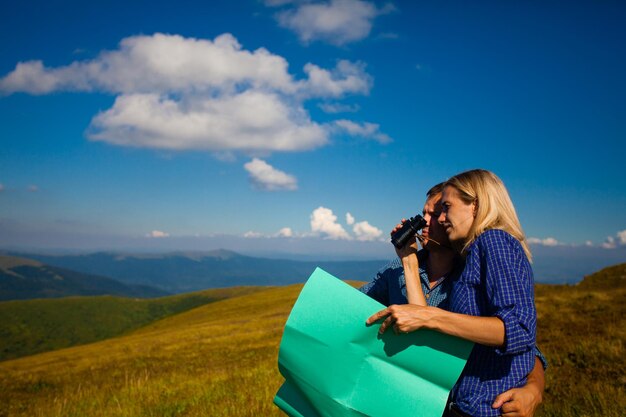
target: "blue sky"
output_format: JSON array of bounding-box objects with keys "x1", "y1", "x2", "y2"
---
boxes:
[{"x1": 1, "y1": 0, "x2": 625, "y2": 264}]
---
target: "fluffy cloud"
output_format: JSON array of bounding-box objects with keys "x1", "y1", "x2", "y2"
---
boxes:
[
  {"x1": 88, "y1": 92, "x2": 327, "y2": 152},
  {"x1": 618, "y1": 230, "x2": 626, "y2": 245},
  {"x1": 0, "y1": 34, "x2": 295, "y2": 95},
  {"x1": 527, "y1": 237, "x2": 560, "y2": 247},
  {"x1": 352, "y1": 220, "x2": 383, "y2": 241},
  {"x1": 275, "y1": 0, "x2": 393, "y2": 46},
  {"x1": 244, "y1": 158, "x2": 298, "y2": 191},
  {"x1": 334, "y1": 119, "x2": 392, "y2": 143},
  {"x1": 346, "y1": 212, "x2": 355, "y2": 225},
  {"x1": 0, "y1": 33, "x2": 384, "y2": 157},
  {"x1": 146, "y1": 230, "x2": 169, "y2": 238},
  {"x1": 310, "y1": 206, "x2": 351, "y2": 240},
  {"x1": 276, "y1": 227, "x2": 294, "y2": 237}
]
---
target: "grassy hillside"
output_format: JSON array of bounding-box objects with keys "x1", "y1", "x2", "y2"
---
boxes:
[
  {"x1": 535, "y1": 263, "x2": 625, "y2": 417},
  {"x1": 0, "y1": 284, "x2": 299, "y2": 417},
  {"x1": 0, "y1": 266, "x2": 624, "y2": 416},
  {"x1": 0, "y1": 286, "x2": 270, "y2": 361}
]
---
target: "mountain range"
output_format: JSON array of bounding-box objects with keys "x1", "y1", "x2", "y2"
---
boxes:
[
  {"x1": 0, "y1": 255, "x2": 166, "y2": 301},
  {"x1": 7, "y1": 250, "x2": 385, "y2": 294}
]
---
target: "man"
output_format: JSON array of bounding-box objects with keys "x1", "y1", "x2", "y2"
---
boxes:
[{"x1": 360, "y1": 183, "x2": 546, "y2": 417}]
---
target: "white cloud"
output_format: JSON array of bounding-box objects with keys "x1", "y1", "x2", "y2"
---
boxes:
[
  {"x1": 28, "y1": 185, "x2": 39, "y2": 192},
  {"x1": 318, "y1": 102, "x2": 360, "y2": 113},
  {"x1": 310, "y1": 206, "x2": 351, "y2": 240},
  {"x1": 301, "y1": 60, "x2": 372, "y2": 98},
  {"x1": 276, "y1": 227, "x2": 294, "y2": 237},
  {"x1": 602, "y1": 236, "x2": 616, "y2": 249},
  {"x1": 527, "y1": 237, "x2": 560, "y2": 247},
  {"x1": 1, "y1": 33, "x2": 384, "y2": 157},
  {"x1": 334, "y1": 119, "x2": 392, "y2": 143},
  {"x1": 346, "y1": 212, "x2": 355, "y2": 225},
  {"x1": 244, "y1": 158, "x2": 298, "y2": 191},
  {"x1": 244, "y1": 227, "x2": 296, "y2": 239},
  {"x1": 276, "y1": 0, "x2": 392, "y2": 46},
  {"x1": 146, "y1": 230, "x2": 169, "y2": 238},
  {"x1": 585, "y1": 240, "x2": 593, "y2": 247},
  {"x1": 601, "y1": 230, "x2": 626, "y2": 249},
  {"x1": 0, "y1": 184, "x2": 4, "y2": 192},
  {"x1": 88, "y1": 92, "x2": 327, "y2": 153},
  {"x1": 0, "y1": 33, "x2": 296, "y2": 95},
  {"x1": 352, "y1": 220, "x2": 383, "y2": 241}
]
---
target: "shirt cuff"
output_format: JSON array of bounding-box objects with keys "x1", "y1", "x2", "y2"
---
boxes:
[
  {"x1": 494, "y1": 307, "x2": 534, "y2": 355},
  {"x1": 534, "y1": 345, "x2": 549, "y2": 370}
]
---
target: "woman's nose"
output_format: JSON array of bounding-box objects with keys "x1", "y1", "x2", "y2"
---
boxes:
[{"x1": 438, "y1": 212, "x2": 446, "y2": 224}]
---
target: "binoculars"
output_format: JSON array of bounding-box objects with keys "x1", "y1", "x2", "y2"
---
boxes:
[{"x1": 390, "y1": 215, "x2": 427, "y2": 249}]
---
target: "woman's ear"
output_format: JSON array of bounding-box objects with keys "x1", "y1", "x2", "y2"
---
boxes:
[{"x1": 472, "y1": 200, "x2": 478, "y2": 217}]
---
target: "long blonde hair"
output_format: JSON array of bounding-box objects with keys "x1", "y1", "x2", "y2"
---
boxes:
[{"x1": 444, "y1": 169, "x2": 532, "y2": 261}]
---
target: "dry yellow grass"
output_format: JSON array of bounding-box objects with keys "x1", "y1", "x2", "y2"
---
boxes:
[{"x1": 0, "y1": 284, "x2": 303, "y2": 417}]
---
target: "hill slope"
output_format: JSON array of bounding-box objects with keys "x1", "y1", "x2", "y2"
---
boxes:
[
  {"x1": 0, "y1": 265, "x2": 624, "y2": 416},
  {"x1": 0, "y1": 255, "x2": 166, "y2": 301},
  {"x1": 0, "y1": 285, "x2": 270, "y2": 361}
]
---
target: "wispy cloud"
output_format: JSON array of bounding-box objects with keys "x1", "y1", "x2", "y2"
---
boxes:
[
  {"x1": 27, "y1": 185, "x2": 39, "y2": 192},
  {"x1": 244, "y1": 158, "x2": 298, "y2": 191},
  {"x1": 318, "y1": 102, "x2": 360, "y2": 114},
  {"x1": 146, "y1": 230, "x2": 169, "y2": 238},
  {"x1": 334, "y1": 119, "x2": 392, "y2": 143},
  {"x1": 528, "y1": 237, "x2": 560, "y2": 247},
  {"x1": 274, "y1": 0, "x2": 395, "y2": 46}
]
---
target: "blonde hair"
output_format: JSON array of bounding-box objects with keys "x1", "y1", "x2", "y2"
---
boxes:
[{"x1": 444, "y1": 169, "x2": 532, "y2": 261}]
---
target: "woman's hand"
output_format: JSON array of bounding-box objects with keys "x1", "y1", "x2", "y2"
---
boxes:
[
  {"x1": 366, "y1": 304, "x2": 436, "y2": 335},
  {"x1": 390, "y1": 220, "x2": 426, "y2": 305},
  {"x1": 368, "y1": 305, "x2": 506, "y2": 347}
]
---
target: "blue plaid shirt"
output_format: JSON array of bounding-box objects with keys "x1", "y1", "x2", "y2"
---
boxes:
[
  {"x1": 359, "y1": 249, "x2": 458, "y2": 309},
  {"x1": 450, "y1": 229, "x2": 537, "y2": 417}
]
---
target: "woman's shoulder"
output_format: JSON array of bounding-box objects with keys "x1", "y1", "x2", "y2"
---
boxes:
[{"x1": 473, "y1": 229, "x2": 523, "y2": 254}]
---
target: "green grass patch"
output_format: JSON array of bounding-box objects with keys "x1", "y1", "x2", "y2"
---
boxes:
[{"x1": 0, "y1": 286, "x2": 271, "y2": 361}]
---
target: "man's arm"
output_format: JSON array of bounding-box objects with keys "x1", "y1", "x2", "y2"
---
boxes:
[{"x1": 492, "y1": 356, "x2": 545, "y2": 417}]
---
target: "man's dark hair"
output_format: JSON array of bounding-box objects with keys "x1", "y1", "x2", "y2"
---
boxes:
[{"x1": 426, "y1": 182, "x2": 445, "y2": 198}]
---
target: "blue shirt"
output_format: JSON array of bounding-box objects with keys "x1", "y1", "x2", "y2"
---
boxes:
[
  {"x1": 450, "y1": 229, "x2": 537, "y2": 417},
  {"x1": 359, "y1": 249, "x2": 458, "y2": 309}
]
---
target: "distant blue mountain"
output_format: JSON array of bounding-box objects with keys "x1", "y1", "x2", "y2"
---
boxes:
[
  {"x1": 0, "y1": 255, "x2": 167, "y2": 301},
  {"x1": 14, "y1": 250, "x2": 386, "y2": 293}
]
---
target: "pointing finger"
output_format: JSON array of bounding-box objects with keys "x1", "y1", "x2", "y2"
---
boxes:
[{"x1": 366, "y1": 308, "x2": 390, "y2": 325}]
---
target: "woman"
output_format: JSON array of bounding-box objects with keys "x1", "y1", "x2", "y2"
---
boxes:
[{"x1": 367, "y1": 169, "x2": 537, "y2": 417}]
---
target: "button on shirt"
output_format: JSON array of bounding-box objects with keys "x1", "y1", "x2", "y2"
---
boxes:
[{"x1": 359, "y1": 249, "x2": 457, "y2": 309}]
